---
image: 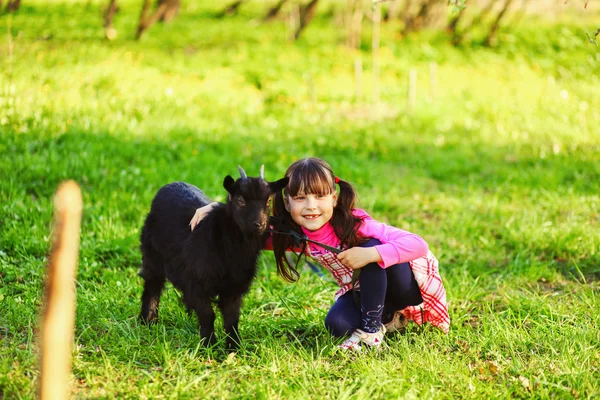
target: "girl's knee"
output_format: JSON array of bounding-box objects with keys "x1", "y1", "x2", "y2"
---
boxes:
[{"x1": 324, "y1": 311, "x2": 357, "y2": 338}]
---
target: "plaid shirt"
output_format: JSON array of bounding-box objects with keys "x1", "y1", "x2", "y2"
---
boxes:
[{"x1": 302, "y1": 209, "x2": 450, "y2": 333}]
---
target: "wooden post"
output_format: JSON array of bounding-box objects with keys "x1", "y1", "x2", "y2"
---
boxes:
[
  {"x1": 429, "y1": 61, "x2": 437, "y2": 102},
  {"x1": 372, "y1": 1, "x2": 381, "y2": 104},
  {"x1": 39, "y1": 181, "x2": 83, "y2": 400},
  {"x1": 354, "y1": 57, "x2": 363, "y2": 100},
  {"x1": 348, "y1": 0, "x2": 363, "y2": 49},
  {"x1": 306, "y1": 73, "x2": 315, "y2": 103},
  {"x1": 408, "y1": 69, "x2": 417, "y2": 111},
  {"x1": 287, "y1": 3, "x2": 299, "y2": 42}
]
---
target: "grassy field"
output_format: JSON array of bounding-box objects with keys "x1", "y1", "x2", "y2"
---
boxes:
[{"x1": 1, "y1": 1, "x2": 599, "y2": 398}]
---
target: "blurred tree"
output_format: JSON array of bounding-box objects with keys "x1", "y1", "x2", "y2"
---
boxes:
[
  {"x1": 450, "y1": 0, "x2": 493, "y2": 45},
  {"x1": 295, "y1": 0, "x2": 319, "y2": 40},
  {"x1": 218, "y1": 0, "x2": 245, "y2": 18},
  {"x1": 4, "y1": 0, "x2": 21, "y2": 12},
  {"x1": 403, "y1": 0, "x2": 443, "y2": 34},
  {"x1": 263, "y1": 0, "x2": 288, "y2": 22},
  {"x1": 136, "y1": 0, "x2": 180, "y2": 39},
  {"x1": 446, "y1": 3, "x2": 466, "y2": 36},
  {"x1": 446, "y1": 4, "x2": 466, "y2": 45},
  {"x1": 484, "y1": 0, "x2": 514, "y2": 46},
  {"x1": 382, "y1": 0, "x2": 401, "y2": 23},
  {"x1": 104, "y1": 0, "x2": 118, "y2": 29},
  {"x1": 347, "y1": 0, "x2": 363, "y2": 49}
]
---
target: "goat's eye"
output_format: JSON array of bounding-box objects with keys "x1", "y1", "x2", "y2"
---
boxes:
[{"x1": 236, "y1": 197, "x2": 245, "y2": 206}]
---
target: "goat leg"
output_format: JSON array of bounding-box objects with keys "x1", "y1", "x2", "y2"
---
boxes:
[
  {"x1": 187, "y1": 294, "x2": 217, "y2": 347},
  {"x1": 219, "y1": 294, "x2": 243, "y2": 350},
  {"x1": 139, "y1": 270, "x2": 165, "y2": 324}
]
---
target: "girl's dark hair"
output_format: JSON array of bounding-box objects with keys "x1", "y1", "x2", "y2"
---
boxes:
[{"x1": 272, "y1": 157, "x2": 364, "y2": 282}]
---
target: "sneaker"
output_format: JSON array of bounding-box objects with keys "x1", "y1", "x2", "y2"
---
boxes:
[
  {"x1": 338, "y1": 325, "x2": 386, "y2": 352},
  {"x1": 384, "y1": 310, "x2": 408, "y2": 334}
]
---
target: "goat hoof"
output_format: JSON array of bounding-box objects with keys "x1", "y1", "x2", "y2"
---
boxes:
[
  {"x1": 225, "y1": 341, "x2": 240, "y2": 353},
  {"x1": 139, "y1": 313, "x2": 158, "y2": 325},
  {"x1": 200, "y1": 334, "x2": 217, "y2": 348}
]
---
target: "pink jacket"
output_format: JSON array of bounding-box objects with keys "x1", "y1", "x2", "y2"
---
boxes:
[{"x1": 295, "y1": 209, "x2": 450, "y2": 333}]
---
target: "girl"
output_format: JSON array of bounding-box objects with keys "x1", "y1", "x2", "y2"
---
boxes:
[{"x1": 190, "y1": 158, "x2": 449, "y2": 351}]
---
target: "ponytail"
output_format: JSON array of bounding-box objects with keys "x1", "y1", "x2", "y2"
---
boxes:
[
  {"x1": 272, "y1": 189, "x2": 301, "y2": 282},
  {"x1": 331, "y1": 178, "x2": 365, "y2": 249}
]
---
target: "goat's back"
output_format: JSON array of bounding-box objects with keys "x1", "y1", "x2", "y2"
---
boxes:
[
  {"x1": 141, "y1": 180, "x2": 264, "y2": 297},
  {"x1": 141, "y1": 182, "x2": 211, "y2": 258}
]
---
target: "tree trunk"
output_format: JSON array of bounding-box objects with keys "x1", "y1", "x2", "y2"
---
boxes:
[
  {"x1": 347, "y1": 0, "x2": 363, "y2": 49},
  {"x1": 136, "y1": 0, "x2": 153, "y2": 39},
  {"x1": 484, "y1": 0, "x2": 514, "y2": 46},
  {"x1": 104, "y1": 0, "x2": 119, "y2": 28},
  {"x1": 294, "y1": 0, "x2": 319, "y2": 40},
  {"x1": 5, "y1": 0, "x2": 21, "y2": 12},
  {"x1": 447, "y1": 3, "x2": 466, "y2": 45},
  {"x1": 383, "y1": 0, "x2": 402, "y2": 22},
  {"x1": 218, "y1": 0, "x2": 245, "y2": 18},
  {"x1": 136, "y1": 0, "x2": 179, "y2": 39},
  {"x1": 405, "y1": 0, "x2": 436, "y2": 34},
  {"x1": 399, "y1": 0, "x2": 412, "y2": 24},
  {"x1": 447, "y1": 5, "x2": 465, "y2": 34},
  {"x1": 263, "y1": 0, "x2": 287, "y2": 22},
  {"x1": 462, "y1": 0, "x2": 494, "y2": 33},
  {"x1": 507, "y1": 0, "x2": 529, "y2": 28},
  {"x1": 159, "y1": 0, "x2": 179, "y2": 22}
]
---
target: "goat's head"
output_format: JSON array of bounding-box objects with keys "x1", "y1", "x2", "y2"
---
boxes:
[{"x1": 223, "y1": 165, "x2": 289, "y2": 235}]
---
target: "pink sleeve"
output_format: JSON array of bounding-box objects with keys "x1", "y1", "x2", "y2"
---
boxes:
[{"x1": 354, "y1": 209, "x2": 429, "y2": 268}]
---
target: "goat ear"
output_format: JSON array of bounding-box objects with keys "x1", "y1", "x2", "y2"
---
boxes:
[
  {"x1": 223, "y1": 175, "x2": 236, "y2": 194},
  {"x1": 269, "y1": 177, "x2": 289, "y2": 193}
]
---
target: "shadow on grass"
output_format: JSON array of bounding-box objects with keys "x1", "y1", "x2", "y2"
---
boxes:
[{"x1": 3, "y1": 126, "x2": 597, "y2": 279}]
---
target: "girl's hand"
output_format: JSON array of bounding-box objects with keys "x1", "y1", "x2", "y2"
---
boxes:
[
  {"x1": 337, "y1": 247, "x2": 382, "y2": 270},
  {"x1": 190, "y1": 202, "x2": 218, "y2": 231}
]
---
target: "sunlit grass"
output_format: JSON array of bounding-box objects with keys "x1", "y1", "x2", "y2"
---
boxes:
[{"x1": 0, "y1": 1, "x2": 599, "y2": 398}]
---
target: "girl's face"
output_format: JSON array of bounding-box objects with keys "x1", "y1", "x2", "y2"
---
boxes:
[{"x1": 285, "y1": 192, "x2": 337, "y2": 231}]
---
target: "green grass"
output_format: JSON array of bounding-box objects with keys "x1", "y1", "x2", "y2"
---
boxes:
[{"x1": 1, "y1": 1, "x2": 599, "y2": 398}]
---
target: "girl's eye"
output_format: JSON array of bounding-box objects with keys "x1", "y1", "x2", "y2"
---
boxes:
[
  {"x1": 266, "y1": 198, "x2": 272, "y2": 207},
  {"x1": 294, "y1": 196, "x2": 305, "y2": 201}
]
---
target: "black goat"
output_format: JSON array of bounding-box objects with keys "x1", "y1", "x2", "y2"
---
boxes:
[{"x1": 139, "y1": 166, "x2": 288, "y2": 349}]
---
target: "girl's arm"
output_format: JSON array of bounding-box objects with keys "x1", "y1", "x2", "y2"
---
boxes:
[
  {"x1": 189, "y1": 202, "x2": 219, "y2": 231},
  {"x1": 354, "y1": 209, "x2": 429, "y2": 268},
  {"x1": 190, "y1": 204, "x2": 277, "y2": 252}
]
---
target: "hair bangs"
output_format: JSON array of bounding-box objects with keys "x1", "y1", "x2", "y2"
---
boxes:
[{"x1": 285, "y1": 160, "x2": 335, "y2": 196}]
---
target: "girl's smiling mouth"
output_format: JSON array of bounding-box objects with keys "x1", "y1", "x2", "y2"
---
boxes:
[{"x1": 303, "y1": 214, "x2": 321, "y2": 219}]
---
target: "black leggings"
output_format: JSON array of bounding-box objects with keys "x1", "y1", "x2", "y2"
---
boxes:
[{"x1": 324, "y1": 238, "x2": 423, "y2": 337}]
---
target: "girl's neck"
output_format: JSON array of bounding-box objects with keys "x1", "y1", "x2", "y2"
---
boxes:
[{"x1": 300, "y1": 221, "x2": 336, "y2": 242}]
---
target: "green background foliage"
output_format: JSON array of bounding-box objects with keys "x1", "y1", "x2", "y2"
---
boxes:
[{"x1": 1, "y1": 1, "x2": 599, "y2": 398}]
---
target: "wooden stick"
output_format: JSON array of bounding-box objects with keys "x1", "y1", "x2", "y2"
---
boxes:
[
  {"x1": 287, "y1": 3, "x2": 299, "y2": 42},
  {"x1": 39, "y1": 181, "x2": 83, "y2": 400},
  {"x1": 354, "y1": 57, "x2": 363, "y2": 100},
  {"x1": 408, "y1": 69, "x2": 417, "y2": 112},
  {"x1": 372, "y1": 1, "x2": 381, "y2": 104},
  {"x1": 306, "y1": 73, "x2": 315, "y2": 103},
  {"x1": 429, "y1": 61, "x2": 437, "y2": 102}
]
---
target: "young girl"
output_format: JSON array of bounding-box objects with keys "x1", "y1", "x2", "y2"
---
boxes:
[{"x1": 190, "y1": 158, "x2": 449, "y2": 351}]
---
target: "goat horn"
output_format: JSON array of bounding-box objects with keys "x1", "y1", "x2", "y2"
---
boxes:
[
  {"x1": 259, "y1": 165, "x2": 264, "y2": 179},
  {"x1": 238, "y1": 165, "x2": 247, "y2": 180}
]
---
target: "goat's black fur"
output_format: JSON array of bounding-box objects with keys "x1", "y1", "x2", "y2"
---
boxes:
[{"x1": 139, "y1": 168, "x2": 288, "y2": 349}]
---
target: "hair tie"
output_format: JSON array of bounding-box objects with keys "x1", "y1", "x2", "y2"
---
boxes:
[{"x1": 334, "y1": 176, "x2": 340, "y2": 184}]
